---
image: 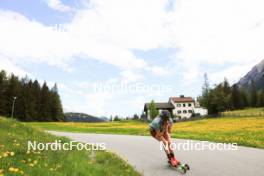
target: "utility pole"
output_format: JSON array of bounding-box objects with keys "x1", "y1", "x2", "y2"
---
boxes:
[{"x1": 11, "y1": 96, "x2": 17, "y2": 119}]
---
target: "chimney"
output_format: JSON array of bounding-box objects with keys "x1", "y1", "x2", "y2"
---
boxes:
[{"x1": 180, "y1": 95, "x2": 184, "y2": 98}]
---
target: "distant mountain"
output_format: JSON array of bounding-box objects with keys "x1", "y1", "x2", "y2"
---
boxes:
[
  {"x1": 237, "y1": 59, "x2": 264, "y2": 90},
  {"x1": 64, "y1": 112, "x2": 106, "y2": 122},
  {"x1": 100, "y1": 116, "x2": 109, "y2": 121}
]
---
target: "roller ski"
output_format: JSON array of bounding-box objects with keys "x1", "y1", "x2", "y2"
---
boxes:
[{"x1": 168, "y1": 157, "x2": 190, "y2": 174}]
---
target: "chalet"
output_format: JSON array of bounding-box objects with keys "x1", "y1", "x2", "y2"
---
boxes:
[
  {"x1": 169, "y1": 96, "x2": 195, "y2": 118},
  {"x1": 144, "y1": 95, "x2": 207, "y2": 120}
]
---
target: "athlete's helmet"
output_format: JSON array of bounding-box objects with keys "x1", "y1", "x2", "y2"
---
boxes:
[{"x1": 160, "y1": 110, "x2": 171, "y2": 120}]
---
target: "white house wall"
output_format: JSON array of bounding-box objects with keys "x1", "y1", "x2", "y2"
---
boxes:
[
  {"x1": 169, "y1": 99, "x2": 195, "y2": 119},
  {"x1": 194, "y1": 108, "x2": 208, "y2": 116}
]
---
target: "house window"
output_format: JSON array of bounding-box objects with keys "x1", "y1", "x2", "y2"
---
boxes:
[
  {"x1": 188, "y1": 103, "x2": 192, "y2": 107},
  {"x1": 183, "y1": 103, "x2": 186, "y2": 107},
  {"x1": 188, "y1": 110, "x2": 193, "y2": 113},
  {"x1": 177, "y1": 104, "x2": 181, "y2": 107},
  {"x1": 177, "y1": 110, "x2": 182, "y2": 114},
  {"x1": 183, "y1": 110, "x2": 187, "y2": 114}
]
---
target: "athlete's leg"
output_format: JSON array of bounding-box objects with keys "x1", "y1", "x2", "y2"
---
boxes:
[
  {"x1": 150, "y1": 128, "x2": 177, "y2": 166},
  {"x1": 163, "y1": 132, "x2": 173, "y2": 153},
  {"x1": 150, "y1": 128, "x2": 171, "y2": 155},
  {"x1": 164, "y1": 132, "x2": 180, "y2": 166}
]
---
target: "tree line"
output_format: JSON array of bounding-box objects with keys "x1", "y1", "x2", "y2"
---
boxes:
[
  {"x1": 0, "y1": 70, "x2": 64, "y2": 121},
  {"x1": 198, "y1": 73, "x2": 264, "y2": 115},
  {"x1": 109, "y1": 113, "x2": 145, "y2": 121}
]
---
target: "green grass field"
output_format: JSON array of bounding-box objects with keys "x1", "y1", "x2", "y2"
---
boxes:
[
  {"x1": 30, "y1": 109, "x2": 264, "y2": 149},
  {"x1": 0, "y1": 117, "x2": 141, "y2": 176},
  {"x1": 221, "y1": 108, "x2": 264, "y2": 116}
]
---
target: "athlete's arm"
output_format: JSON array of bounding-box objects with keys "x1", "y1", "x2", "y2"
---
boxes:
[{"x1": 155, "y1": 130, "x2": 167, "y2": 142}]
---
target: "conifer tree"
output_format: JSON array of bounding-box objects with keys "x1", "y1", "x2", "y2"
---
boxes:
[
  {"x1": 258, "y1": 87, "x2": 264, "y2": 107},
  {"x1": 4, "y1": 74, "x2": 21, "y2": 117},
  {"x1": 50, "y1": 84, "x2": 64, "y2": 121},
  {"x1": 250, "y1": 80, "x2": 258, "y2": 107},
  {"x1": 39, "y1": 82, "x2": 51, "y2": 121},
  {"x1": 231, "y1": 84, "x2": 242, "y2": 109},
  {"x1": 0, "y1": 70, "x2": 64, "y2": 121},
  {"x1": 0, "y1": 70, "x2": 7, "y2": 115}
]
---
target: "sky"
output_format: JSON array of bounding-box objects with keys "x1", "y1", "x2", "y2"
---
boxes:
[{"x1": 0, "y1": 0, "x2": 264, "y2": 117}]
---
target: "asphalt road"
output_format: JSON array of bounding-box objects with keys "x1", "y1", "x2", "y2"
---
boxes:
[{"x1": 49, "y1": 131, "x2": 264, "y2": 176}]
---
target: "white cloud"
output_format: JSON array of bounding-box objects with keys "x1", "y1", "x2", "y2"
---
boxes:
[
  {"x1": 2, "y1": 0, "x2": 263, "y2": 76},
  {"x1": 0, "y1": 10, "x2": 75, "y2": 71},
  {"x1": 59, "y1": 83, "x2": 121, "y2": 116},
  {"x1": 0, "y1": 54, "x2": 31, "y2": 77},
  {"x1": 210, "y1": 63, "x2": 257, "y2": 85},
  {"x1": 72, "y1": 0, "x2": 171, "y2": 50},
  {"x1": 0, "y1": 53, "x2": 59, "y2": 90},
  {"x1": 1, "y1": 0, "x2": 264, "y2": 115},
  {"x1": 120, "y1": 70, "x2": 144, "y2": 83},
  {"x1": 0, "y1": 9, "x2": 147, "y2": 72},
  {"x1": 169, "y1": 0, "x2": 264, "y2": 65},
  {"x1": 146, "y1": 66, "x2": 170, "y2": 76},
  {"x1": 45, "y1": 0, "x2": 73, "y2": 12}
]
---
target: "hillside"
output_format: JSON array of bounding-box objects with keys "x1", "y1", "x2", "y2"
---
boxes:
[
  {"x1": 64, "y1": 112, "x2": 107, "y2": 122},
  {"x1": 0, "y1": 117, "x2": 140, "y2": 176},
  {"x1": 237, "y1": 59, "x2": 264, "y2": 90}
]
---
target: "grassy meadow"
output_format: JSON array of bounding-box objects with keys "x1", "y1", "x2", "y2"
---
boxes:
[
  {"x1": 30, "y1": 108, "x2": 264, "y2": 149},
  {"x1": 0, "y1": 117, "x2": 141, "y2": 176},
  {"x1": 221, "y1": 108, "x2": 264, "y2": 116}
]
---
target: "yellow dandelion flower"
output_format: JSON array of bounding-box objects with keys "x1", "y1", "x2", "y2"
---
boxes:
[
  {"x1": 13, "y1": 168, "x2": 19, "y2": 172},
  {"x1": 0, "y1": 169, "x2": 3, "y2": 173},
  {"x1": 13, "y1": 143, "x2": 20, "y2": 146},
  {"x1": 33, "y1": 160, "x2": 37, "y2": 164},
  {"x1": 8, "y1": 167, "x2": 15, "y2": 172},
  {"x1": 10, "y1": 152, "x2": 15, "y2": 156},
  {"x1": 29, "y1": 163, "x2": 34, "y2": 167},
  {"x1": 20, "y1": 170, "x2": 24, "y2": 175},
  {"x1": 21, "y1": 160, "x2": 26, "y2": 163},
  {"x1": 0, "y1": 173, "x2": 4, "y2": 176},
  {"x1": 28, "y1": 158, "x2": 31, "y2": 162},
  {"x1": 44, "y1": 163, "x2": 48, "y2": 167},
  {"x1": 50, "y1": 168, "x2": 54, "y2": 171},
  {"x1": 0, "y1": 156, "x2": 2, "y2": 159},
  {"x1": 26, "y1": 151, "x2": 30, "y2": 154},
  {"x1": 3, "y1": 153, "x2": 8, "y2": 157}
]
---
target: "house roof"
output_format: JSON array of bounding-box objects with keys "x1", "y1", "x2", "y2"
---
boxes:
[
  {"x1": 144, "y1": 102, "x2": 174, "y2": 111},
  {"x1": 170, "y1": 97, "x2": 195, "y2": 103}
]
